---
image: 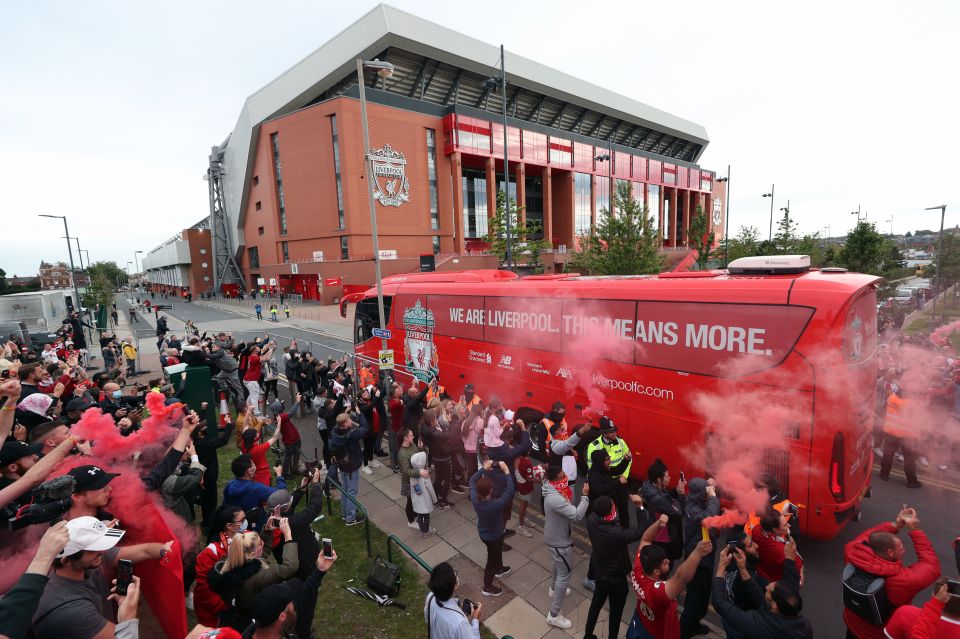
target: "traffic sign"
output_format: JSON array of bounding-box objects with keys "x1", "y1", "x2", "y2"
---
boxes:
[
  {"x1": 378, "y1": 349, "x2": 394, "y2": 370},
  {"x1": 372, "y1": 328, "x2": 392, "y2": 339}
]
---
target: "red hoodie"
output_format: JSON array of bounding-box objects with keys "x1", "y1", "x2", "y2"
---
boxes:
[
  {"x1": 885, "y1": 599, "x2": 960, "y2": 639},
  {"x1": 843, "y1": 522, "x2": 940, "y2": 639},
  {"x1": 278, "y1": 412, "x2": 301, "y2": 446}
]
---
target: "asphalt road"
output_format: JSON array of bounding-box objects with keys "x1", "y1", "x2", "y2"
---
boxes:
[{"x1": 160, "y1": 300, "x2": 960, "y2": 637}]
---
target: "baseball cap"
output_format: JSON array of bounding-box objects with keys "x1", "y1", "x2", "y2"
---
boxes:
[
  {"x1": 268, "y1": 401, "x2": 284, "y2": 416},
  {"x1": 598, "y1": 416, "x2": 617, "y2": 433},
  {"x1": 64, "y1": 397, "x2": 96, "y2": 413},
  {"x1": 0, "y1": 440, "x2": 42, "y2": 465},
  {"x1": 254, "y1": 579, "x2": 303, "y2": 627},
  {"x1": 266, "y1": 489, "x2": 293, "y2": 511},
  {"x1": 67, "y1": 465, "x2": 120, "y2": 491},
  {"x1": 58, "y1": 516, "x2": 126, "y2": 557}
]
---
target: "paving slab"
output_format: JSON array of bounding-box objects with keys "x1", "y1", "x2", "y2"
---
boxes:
[
  {"x1": 501, "y1": 560, "x2": 551, "y2": 598},
  {"x1": 484, "y1": 596, "x2": 553, "y2": 639},
  {"x1": 418, "y1": 539, "x2": 459, "y2": 567}
]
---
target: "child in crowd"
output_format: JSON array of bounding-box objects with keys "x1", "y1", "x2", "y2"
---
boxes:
[{"x1": 410, "y1": 451, "x2": 438, "y2": 537}]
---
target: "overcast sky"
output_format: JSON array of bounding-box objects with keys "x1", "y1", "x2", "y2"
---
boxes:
[{"x1": 3, "y1": 0, "x2": 957, "y2": 277}]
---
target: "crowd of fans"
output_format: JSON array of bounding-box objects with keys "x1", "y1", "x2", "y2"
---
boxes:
[{"x1": 1, "y1": 303, "x2": 959, "y2": 639}]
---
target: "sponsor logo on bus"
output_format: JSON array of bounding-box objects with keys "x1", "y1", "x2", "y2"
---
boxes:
[
  {"x1": 526, "y1": 361, "x2": 551, "y2": 375},
  {"x1": 468, "y1": 349, "x2": 492, "y2": 364},
  {"x1": 592, "y1": 372, "x2": 675, "y2": 400},
  {"x1": 497, "y1": 355, "x2": 515, "y2": 371}
]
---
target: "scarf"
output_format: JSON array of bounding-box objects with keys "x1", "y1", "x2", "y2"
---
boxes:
[
  {"x1": 549, "y1": 477, "x2": 573, "y2": 503},
  {"x1": 603, "y1": 503, "x2": 619, "y2": 523}
]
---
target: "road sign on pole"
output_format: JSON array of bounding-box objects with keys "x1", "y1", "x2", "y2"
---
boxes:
[
  {"x1": 372, "y1": 328, "x2": 392, "y2": 339},
  {"x1": 378, "y1": 349, "x2": 394, "y2": 369}
]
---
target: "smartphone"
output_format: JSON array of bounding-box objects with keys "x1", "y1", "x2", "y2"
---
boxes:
[
  {"x1": 322, "y1": 538, "x2": 333, "y2": 559},
  {"x1": 116, "y1": 559, "x2": 134, "y2": 596},
  {"x1": 679, "y1": 471, "x2": 686, "y2": 483},
  {"x1": 727, "y1": 539, "x2": 739, "y2": 553},
  {"x1": 948, "y1": 579, "x2": 960, "y2": 597}
]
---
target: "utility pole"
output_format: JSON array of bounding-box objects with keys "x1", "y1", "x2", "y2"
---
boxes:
[
  {"x1": 926, "y1": 204, "x2": 947, "y2": 323},
  {"x1": 717, "y1": 167, "x2": 731, "y2": 267},
  {"x1": 762, "y1": 184, "x2": 775, "y2": 242}
]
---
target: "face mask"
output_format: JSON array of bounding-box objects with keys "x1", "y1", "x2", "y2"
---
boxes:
[
  {"x1": 549, "y1": 411, "x2": 564, "y2": 423},
  {"x1": 112, "y1": 391, "x2": 122, "y2": 399},
  {"x1": 237, "y1": 519, "x2": 248, "y2": 533}
]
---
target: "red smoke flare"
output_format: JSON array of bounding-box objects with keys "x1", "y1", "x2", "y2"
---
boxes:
[{"x1": 702, "y1": 509, "x2": 748, "y2": 530}]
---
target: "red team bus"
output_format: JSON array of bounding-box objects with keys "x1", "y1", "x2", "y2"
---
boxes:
[{"x1": 341, "y1": 256, "x2": 880, "y2": 540}]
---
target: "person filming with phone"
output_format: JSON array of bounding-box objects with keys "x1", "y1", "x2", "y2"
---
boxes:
[{"x1": 425, "y1": 561, "x2": 482, "y2": 639}]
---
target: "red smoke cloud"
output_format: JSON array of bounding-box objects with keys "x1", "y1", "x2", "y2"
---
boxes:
[
  {"x1": 703, "y1": 509, "x2": 748, "y2": 530},
  {"x1": 0, "y1": 392, "x2": 194, "y2": 638},
  {"x1": 929, "y1": 320, "x2": 960, "y2": 347}
]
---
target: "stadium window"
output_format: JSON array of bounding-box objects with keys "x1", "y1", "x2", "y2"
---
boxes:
[
  {"x1": 281, "y1": 241, "x2": 289, "y2": 263},
  {"x1": 340, "y1": 236, "x2": 349, "y2": 260},
  {"x1": 432, "y1": 235, "x2": 441, "y2": 254},
  {"x1": 426, "y1": 129, "x2": 440, "y2": 230},
  {"x1": 331, "y1": 116, "x2": 345, "y2": 229},
  {"x1": 270, "y1": 133, "x2": 288, "y2": 235},
  {"x1": 255, "y1": 201, "x2": 262, "y2": 211},
  {"x1": 253, "y1": 175, "x2": 259, "y2": 187},
  {"x1": 258, "y1": 226, "x2": 265, "y2": 236}
]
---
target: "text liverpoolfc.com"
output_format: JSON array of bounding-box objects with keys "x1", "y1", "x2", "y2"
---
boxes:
[{"x1": 591, "y1": 373, "x2": 675, "y2": 400}]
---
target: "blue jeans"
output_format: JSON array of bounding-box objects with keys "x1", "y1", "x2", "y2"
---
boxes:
[{"x1": 340, "y1": 469, "x2": 360, "y2": 521}]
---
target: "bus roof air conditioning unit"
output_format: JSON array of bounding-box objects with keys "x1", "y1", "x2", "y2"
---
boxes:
[{"x1": 728, "y1": 255, "x2": 811, "y2": 275}]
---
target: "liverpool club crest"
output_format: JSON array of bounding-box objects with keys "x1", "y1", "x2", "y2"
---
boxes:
[
  {"x1": 369, "y1": 145, "x2": 410, "y2": 207},
  {"x1": 403, "y1": 300, "x2": 439, "y2": 382}
]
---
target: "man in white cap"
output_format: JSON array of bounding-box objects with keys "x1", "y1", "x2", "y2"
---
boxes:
[{"x1": 32, "y1": 516, "x2": 173, "y2": 639}]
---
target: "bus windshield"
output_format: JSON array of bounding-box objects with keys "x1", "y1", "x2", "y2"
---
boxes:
[{"x1": 354, "y1": 296, "x2": 392, "y2": 344}]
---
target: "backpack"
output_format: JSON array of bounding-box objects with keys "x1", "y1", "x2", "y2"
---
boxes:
[
  {"x1": 331, "y1": 442, "x2": 352, "y2": 472},
  {"x1": 841, "y1": 563, "x2": 892, "y2": 625}
]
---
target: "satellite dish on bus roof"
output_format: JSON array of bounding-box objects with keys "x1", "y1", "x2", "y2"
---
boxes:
[{"x1": 728, "y1": 255, "x2": 811, "y2": 275}]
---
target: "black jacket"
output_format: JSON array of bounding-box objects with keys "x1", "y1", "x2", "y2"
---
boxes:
[
  {"x1": 329, "y1": 413, "x2": 369, "y2": 473},
  {"x1": 711, "y1": 558, "x2": 811, "y2": 639},
  {"x1": 584, "y1": 511, "x2": 645, "y2": 582},
  {"x1": 640, "y1": 480, "x2": 685, "y2": 558},
  {"x1": 682, "y1": 477, "x2": 720, "y2": 567},
  {"x1": 401, "y1": 385, "x2": 429, "y2": 430},
  {"x1": 585, "y1": 449, "x2": 621, "y2": 514},
  {"x1": 272, "y1": 482, "x2": 325, "y2": 580}
]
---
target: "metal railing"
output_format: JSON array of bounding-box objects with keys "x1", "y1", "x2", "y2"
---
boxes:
[
  {"x1": 386, "y1": 535, "x2": 433, "y2": 573},
  {"x1": 323, "y1": 475, "x2": 372, "y2": 557}
]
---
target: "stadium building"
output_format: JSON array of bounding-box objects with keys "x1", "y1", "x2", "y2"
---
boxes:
[{"x1": 209, "y1": 3, "x2": 726, "y2": 301}]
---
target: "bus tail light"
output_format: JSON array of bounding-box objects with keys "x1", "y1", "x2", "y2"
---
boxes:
[{"x1": 830, "y1": 433, "x2": 845, "y2": 502}]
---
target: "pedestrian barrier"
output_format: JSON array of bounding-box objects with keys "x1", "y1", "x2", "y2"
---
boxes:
[
  {"x1": 386, "y1": 534, "x2": 433, "y2": 573},
  {"x1": 323, "y1": 475, "x2": 372, "y2": 557}
]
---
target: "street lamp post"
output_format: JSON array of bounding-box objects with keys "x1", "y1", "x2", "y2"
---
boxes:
[
  {"x1": 134, "y1": 251, "x2": 143, "y2": 298},
  {"x1": 38, "y1": 214, "x2": 82, "y2": 316},
  {"x1": 717, "y1": 166, "x2": 731, "y2": 267},
  {"x1": 357, "y1": 57, "x2": 395, "y2": 355},
  {"x1": 761, "y1": 184, "x2": 775, "y2": 242},
  {"x1": 884, "y1": 216, "x2": 894, "y2": 237},
  {"x1": 926, "y1": 204, "x2": 948, "y2": 323},
  {"x1": 851, "y1": 204, "x2": 861, "y2": 225}
]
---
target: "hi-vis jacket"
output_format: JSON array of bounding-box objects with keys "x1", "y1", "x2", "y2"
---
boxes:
[{"x1": 586, "y1": 436, "x2": 631, "y2": 479}]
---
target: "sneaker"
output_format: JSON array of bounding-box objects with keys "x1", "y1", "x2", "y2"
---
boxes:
[
  {"x1": 546, "y1": 612, "x2": 572, "y2": 629},
  {"x1": 502, "y1": 543, "x2": 513, "y2": 552},
  {"x1": 370, "y1": 460, "x2": 382, "y2": 469},
  {"x1": 392, "y1": 465, "x2": 401, "y2": 474},
  {"x1": 482, "y1": 585, "x2": 503, "y2": 597},
  {"x1": 361, "y1": 465, "x2": 374, "y2": 475},
  {"x1": 895, "y1": 452, "x2": 904, "y2": 462},
  {"x1": 873, "y1": 447, "x2": 884, "y2": 457},
  {"x1": 407, "y1": 521, "x2": 420, "y2": 530},
  {"x1": 449, "y1": 485, "x2": 466, "y2": 495},
  {"x1": 436, "y1": 501, "x2": 453, "y2": 511},
  {"x1": 548, "y1": 585, "x2": 572, "y2": 597},
  {"x1": 503, "y1": 528, "x2": 516, "y2": 538},
  {"x1": 515, "y1": 525, "x2": 533, "y2": 538},
  {"x1": 918, "y1": 456, "x2": 929, "y2": 466},
  {"x1": 346, "y1": 515, "x2": 366, "y2": 526},
  {"x1": 906, "y1": 481, "x2": 923, "y2": 489},
  {"x1": 420, "y1": 528, "x2": 437, "y2": 538},
  {"x1": 495, "y1": 566, "x2": 512, "y2": 579},
  {"x1": 582, "y1": 577, "x2": 595, "y2": 591}
]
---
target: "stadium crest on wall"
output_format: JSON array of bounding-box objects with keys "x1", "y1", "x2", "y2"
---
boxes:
[{"x1": 368, "y1": 145, "x2": 410, "y2": 207}]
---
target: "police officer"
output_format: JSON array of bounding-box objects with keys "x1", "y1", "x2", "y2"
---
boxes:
[{"x1": 586, "y1": 417, "x2": 632, "y2": 527}]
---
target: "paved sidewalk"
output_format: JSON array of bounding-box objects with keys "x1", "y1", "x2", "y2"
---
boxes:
[{"x1": 193, "y1": 298, "x2": 353, "y2": 341}]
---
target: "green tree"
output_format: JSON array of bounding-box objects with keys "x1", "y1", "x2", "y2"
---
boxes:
[
  {"x1": 838, "y1": 222, "x2": 889, "y2": 275},
  {"x1": 724, "y1": 225, "x2": 762, "y2": 262},
  {"x1": 686, "y1": 206, "x2": 717, "y2": 269},
  {"x1": 927, "y1": 233, "x2": 960, "y2": 288},
  {"x1": 487, "y1": 191, "x2": 550, "y2": 274},
  {"x1": 86, "y1": 261, "x2": 127, "y2": 288},
  {"x1": 772, "y1": 209, "x2": 799, "y2": 254},
  {"x1": 568, "y1": 181, "x2": 663, "y2": 275}
]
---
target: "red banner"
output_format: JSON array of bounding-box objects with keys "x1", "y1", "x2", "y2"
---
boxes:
[{"x1": 324, "y1": 277, "x2": 342, "y2": 287}]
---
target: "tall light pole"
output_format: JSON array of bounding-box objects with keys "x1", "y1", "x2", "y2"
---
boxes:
[
  {"x1": 717, "y1": 166, "x2": 731, "y2": 267},
  {"x1": 851, "y1": 204, "x2": 861, "y2": 225},
  {"x1": 357, "y1": 57, "x2": 395, "y2": 355},
  {"x1": 134, "y1": 250, "x2": 144, "y2": 297},
  {"x1": 884, "y1": 216, "x2": 894, "y2": 237},
  {"x1": 483, "y1": 46, "x2": 514, "y2": 269},
  {"x1": 761, "y1": 184, "x2": 775, "y2": 241},
  {"x1": 926, "y1": 204, "x2": 947, "y2": 323},
  {"x1": 126, "y1": 262, "x2": 133, "y2": 290},
  {"x1": 38, "y1": 214, "x2": 82, "y2": 315}
]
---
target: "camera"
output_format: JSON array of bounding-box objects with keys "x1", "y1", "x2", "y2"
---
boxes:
[
  {"x1": 461, "y1": 598, "x2": 476, "y2": 616},
  {"x1": 8, "y1": 475, "x2": 76, "y2": 531}
]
